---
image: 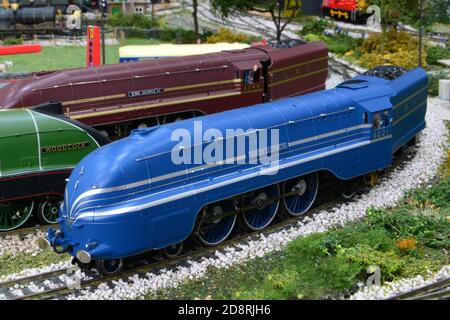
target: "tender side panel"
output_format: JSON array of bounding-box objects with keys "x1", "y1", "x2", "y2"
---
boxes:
[
  {"x1": 388, "y1": 69, "x2": 428, "y2": 152},
  {"x1": 268, "y1": 42, "x2": 328, "y2": 100}
]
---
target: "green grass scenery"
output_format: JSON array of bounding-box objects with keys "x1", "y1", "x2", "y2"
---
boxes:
[
  {"x1": 0, "y1": 38, "x2": 161, "y2": 73},
  {"x1": 148, "y1": 141, "x2": 450, "y2": 300},
  {"x1": 0, "y1": 251, "x2": 69, "y2": 277}
]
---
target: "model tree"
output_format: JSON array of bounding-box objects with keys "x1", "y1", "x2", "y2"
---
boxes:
[
  {"x1": 367, "y1": 0, "x2": 420, "y2": 29},
  {"x1": 210, "y1": 0, "x2": 300, "y2": 43},
  {"x1": 193, "y1": 0, "x2": 200, "y2": 42}
]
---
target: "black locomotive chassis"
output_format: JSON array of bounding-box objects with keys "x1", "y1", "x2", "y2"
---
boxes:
[{"x1": 0, "y1": 169, "x2": 69, "y2": 203}]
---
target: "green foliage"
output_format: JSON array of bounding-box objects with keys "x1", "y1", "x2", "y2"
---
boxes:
[
  {"x1": 0, "y1": 38, "x2": 164, "y2": 72},
  {"x1": 2, "y1": 37, "x2": 23, "y2": 45},
  {"x1": 159, "y1": 28, "x2": 212, "y2": 44},
  {"x1": 367, "y1": 0, "x2": 449, "y2": 29},
  {"x1": 210, "y1": 0, "x2": 300, "y2": 41},
  {"x1": 367, "y1": 0, "x2": 420, "y2": 27},
  {"x1": 299, "y1": 18, "x2": 330, "y2": 36},
  {"x1": 303, "y1": 33, "x2": 362, "y2": 55},
  {"x1": 421, "y1": 0, "x2": 450, "y2": 29},
  {"x1": 426, "y1": 46, "x2": 450, "y2": 66},
  {"x1": 326, "y1": 34, "x2": 363, "y2": 55},
  {"x1": 357, "y1": 29, "x2": 426, "y2": 69},
  {"x1": 367, "y1": 180, "x2": 450, "y2": 250},
  {"x1": 0, "y1": 251, "x2": 69, "y2": 277},
  {"x1": 428, "y1": 71, "x2": 449, "y2": 96},
  {"x1": 206, "y1": 27, "x2": 252, "y2": 44},
  {"x1": 107, "y1": 13, "x2": 161, "y2": 29},
  {"x1": 147, "y1": 170, "x2": 449, "y2": 300}
]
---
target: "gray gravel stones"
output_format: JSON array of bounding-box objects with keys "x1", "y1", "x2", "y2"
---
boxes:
[{"x1": 350, "y1": 265, "x2": 450, "y2": 300}]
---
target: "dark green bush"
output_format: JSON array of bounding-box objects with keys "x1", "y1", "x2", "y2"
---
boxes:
[
  {"x1": 428, "y1": 71, "x2": 447, "y2": 96},
  {"x1": 2, "y1": 37, "x2": 23, "y2": 45},
  {"x1": 325, "y1": 34, "x2": 363, "y2": 55},
  {"x1": 160, "y1": 28, "x2": 212, "y2": 44},
  {"x1": 299, "y1": 18, "x2": 329, "y2": 36},
  {"x1": 426, "y1": 45, "x2": 450, "y2": 65},
  {"x1": 108, "y1": 13, "x2": 159, "y2": 29}
]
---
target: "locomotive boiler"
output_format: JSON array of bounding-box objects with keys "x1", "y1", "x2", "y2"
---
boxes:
[
  {"x1": 0, "y1": 41, "x2": 328, "y2": 139},
  {"x1": 43, "y1": 66, "x2": 428, "y2": 274}
]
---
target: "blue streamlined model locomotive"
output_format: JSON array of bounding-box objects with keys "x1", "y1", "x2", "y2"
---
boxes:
[{"x1": 44, "y1": 66, "x2": 428, "y2": 275}]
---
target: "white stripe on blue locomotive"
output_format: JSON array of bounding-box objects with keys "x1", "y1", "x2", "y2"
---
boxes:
[{"x1": 63, "y1": 67, "x2": 428, "y2": 224}]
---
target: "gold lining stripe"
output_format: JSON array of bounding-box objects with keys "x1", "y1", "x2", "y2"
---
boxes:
[
  {"x1": 269, "y1": 68, "x2": 328, "y2": 88},
  {"x1": 393, "y1": 101, "x2": 427, "y2": 125},
  {"x1": 165, "y1": 79, "x2": 241, "y2": 92},
  {"x1": 242, "y1": 88, "x2": 262, "y2": 95},
  {"x1": 62, "y1": 93, "x2": 126, "y2": 106},
  {"x1": 392, "y1": 86, "x2": 427, "y2": 110},
  {"x1": 61, "y1": 80, "x2": 240, "y2": 107},
  {"x1": 71, "y1": 91, "x2": 242, "y2": 120},
  {"x1": 271, "y1": 56, "x2": 328, "y2": 74}
]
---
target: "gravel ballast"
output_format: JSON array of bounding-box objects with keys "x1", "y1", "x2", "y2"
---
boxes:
[{"x1": 350, "y1": 265, "x2": 450, "y2": 300}]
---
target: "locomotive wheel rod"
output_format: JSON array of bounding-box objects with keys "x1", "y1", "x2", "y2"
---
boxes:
[{"x1": 202, "y1": 187, "x2": 307, "y2": 225}]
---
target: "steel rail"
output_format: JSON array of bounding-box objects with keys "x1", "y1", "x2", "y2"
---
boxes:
[
  {"x1": 388, "y1": 277, "x2": 450, "y2": 300},
  {"x1": 14, "y1": 201, "x2": 337, "y2": 300}
]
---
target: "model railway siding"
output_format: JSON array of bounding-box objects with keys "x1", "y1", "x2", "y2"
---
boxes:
[
  {"x1": 9, "y1": 201, "x2": 370, "y2": 300},
  {"x1": 350, "y1": 265, "x2": 450, "y2": 300},
  {"x1": 0, "y1": 224, "x2": 56, "y2": 239},
  {"x1": 389, "y1": 278, "x2": 450, "y2": 300},
  {"x1": 0, "y1": 268, "x2": 67, "y2": 292},
  {"x1": 2, "y1": 200, "x2": 335, "y2": 300}
]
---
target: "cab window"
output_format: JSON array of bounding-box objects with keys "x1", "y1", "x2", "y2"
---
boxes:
[
  {"x1": 243, "y1": 70, "x2": 254, "y2": 84},
  {"x1": 373, "y1": 113, "x2": 382, "y2": 129}
]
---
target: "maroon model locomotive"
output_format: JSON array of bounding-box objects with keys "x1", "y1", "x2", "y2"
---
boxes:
[{"x1": 0, "y1": 41, "x2": 328, "y2": 138}]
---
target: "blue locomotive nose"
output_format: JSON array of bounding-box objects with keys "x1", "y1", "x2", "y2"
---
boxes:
[{"x1": 65, "y1": 139, "x2": 149, "y2": 222}]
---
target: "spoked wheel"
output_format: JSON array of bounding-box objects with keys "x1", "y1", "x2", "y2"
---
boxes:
[
  {"x1": 163, "y1": 112, "x2": 195, "y2": 124},
  {"x1": 242, "y1": 184, "x2": 280, "y2": 230},
  {"x1": 0, "y1": 201, "x2": 35, "y2": 232},
  {"x1": 282, "y1": 172, "x2": 318, "y2": 216},
  {"x1": 162, "y1": 242, "x2": 184, "y2": 259},
  {"x1": 38, "y1": 197, "x2": 62, "y2": 224},
  {"x1": 95, "y1": 258, "x2": 123, "y2": 276},
  {"x1": 197, "y1": 201, "x2": 236, "y2": 246}
]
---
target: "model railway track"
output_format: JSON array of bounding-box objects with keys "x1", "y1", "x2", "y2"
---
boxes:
[
  {"x1": 0, "y1": 224, "x2": 57, "y2": 239},
  {"x1": 328, "y1": 58, "x2": 360, "y2": 79},
  {"x1": 388, "y1": 277, "x2": 450, "y2": 300},
  {"x1": 0, "y1": 141, "x2": 418, "y2": 300},
  {"x1": 10, "y1": 201, "x2": 338, "y2": 300},
  {"x1": 0, "y1": 267, "x2": 68, "y2": 291}
]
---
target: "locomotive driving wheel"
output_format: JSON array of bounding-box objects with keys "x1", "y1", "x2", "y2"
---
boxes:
[
  {"x1": 96, "y1": 258, "x2": 124, "y2": 276},
  {"x1": 197, "y1": 200, "x2": 236, "y2": 246},
  {"x1": 282, "y1": 172, "x2": 318, "y2": 216},
  {"x1": 242, "y1": 184, "x2": 280, "y2": 230},
  {"x1": 0, "y1": 201, "x2": 35, "y2": 232},
  {"x1": 38, "y1": 197, "x2": 62, "y2": 225}
]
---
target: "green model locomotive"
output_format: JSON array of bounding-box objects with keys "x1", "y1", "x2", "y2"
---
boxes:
[{"x1": 0, "y1": 103, "x2": 109, "y2": 231}]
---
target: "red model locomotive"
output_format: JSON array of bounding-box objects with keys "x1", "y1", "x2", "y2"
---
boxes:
[
  {"x1": 0, "y1": 41, "x2": 328, "y2": 138},
  {"x1": 322, "y1": 0, "x2": 371, "y2": 23}
]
